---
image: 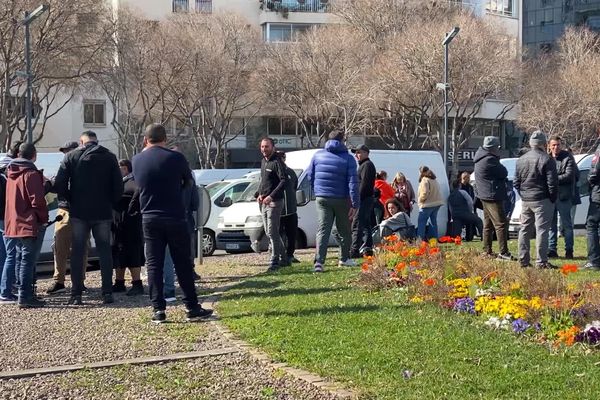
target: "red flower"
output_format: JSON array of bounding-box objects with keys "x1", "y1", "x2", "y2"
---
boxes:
[
  {"x1": 560, "y1": 264, "x2": 578, "y2": 276},
  {"x1": 423, "y1": 278, "x2": 436, "y2": 287},
  {"x1": 454, "y1": 236, "x2": 462, "y2": 245}
]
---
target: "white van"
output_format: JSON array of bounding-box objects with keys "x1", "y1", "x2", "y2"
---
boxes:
[
  {"x1": 193, "y1": 168, "x2": 259, "y2": 186},
  {"x1": 216, "y1": 149, "x2": 449, "y2": 253}
]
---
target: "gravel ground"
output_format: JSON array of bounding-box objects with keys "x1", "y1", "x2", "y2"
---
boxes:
[
  {"x1": 0, "y1": 353, "x2": 340, "y2": 400},
  {"x1": 0, "y1": 249, "x2": 341, "y2": 400}
]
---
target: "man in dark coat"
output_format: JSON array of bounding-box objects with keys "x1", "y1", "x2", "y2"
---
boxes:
[
  {"x1": 350, "y1": 144, "x2": 376, "y2": 258},
  {"x1": 54, "y1": 131, "x2": 123, "y2": 305},
  {"x1": 473, "y1": 136, "x2": 514, "y2": 261},
  {"x1": 277, "y1": 151, "x2": 299, "y2": 266},
  {"x1": 547, "y1": 136, "x2": 578, "y2": 259}
]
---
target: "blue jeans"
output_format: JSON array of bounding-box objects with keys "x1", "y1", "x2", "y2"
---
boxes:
[
  {"x1": 417, "y1": 206, "x2": 441, "y2": 240},
  {"x1": 1, "y1": 236, "x2": 18, "y2": 298},
  {"x1": 587, "y1": 202, "x2": 600, "y2": 266},
  {"x1": 163, "y1": 247, "x2": 175, "y2": 297},
  {"x1": 71, "y1": 218, "x2": 113, "y2": 296},
  {"x1": 15, "y1": 237, "x2": 38, "y2": 301},
  {"x1": 549, "y1": 199, "x2": 574, "y2": 253}
]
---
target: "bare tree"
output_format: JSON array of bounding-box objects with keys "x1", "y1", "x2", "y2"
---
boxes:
[
  {"x1": 261, "y1": 24, "x2": 376, "y2": 147},
  {"x1": 520, "y1": 27, "x2": 600, "y2": 152},
  {"x1": 0, "y1": 0, "x2": 112, "y2": 149}
]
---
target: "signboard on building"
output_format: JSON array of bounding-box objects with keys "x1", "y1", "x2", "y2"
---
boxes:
[{"x1": 447, "y1": 150, "x2": 478, "y2": 162}]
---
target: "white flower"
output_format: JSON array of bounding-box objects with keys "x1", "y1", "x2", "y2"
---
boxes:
[{"x1": 584, "y1": 320, "x2": 600, "y2": 332}]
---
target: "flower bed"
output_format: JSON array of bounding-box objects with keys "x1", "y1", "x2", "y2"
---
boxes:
[{"x1": 359, "y1": 236, "x2": 600, "y2": 349}]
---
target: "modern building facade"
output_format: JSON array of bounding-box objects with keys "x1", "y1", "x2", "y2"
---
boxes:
[{"x1": 523, "y1": 0, "x2": 600, "y2": 55}]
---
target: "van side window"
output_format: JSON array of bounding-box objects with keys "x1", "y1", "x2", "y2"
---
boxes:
[
  {"x1": 297, "y1": 174, "x2": 314, "y2": 202},
  {"x1": 579, "y1": 170, "x2": 590, "y2": 197}
]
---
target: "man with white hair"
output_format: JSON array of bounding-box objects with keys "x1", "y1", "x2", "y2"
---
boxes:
[{"x1": 514, "y1": 131, "x2": 558, "y2": 269}]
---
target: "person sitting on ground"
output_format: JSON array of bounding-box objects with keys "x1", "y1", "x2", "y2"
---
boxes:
[
  {"x1": 379, "y1": 198, "x2": 416, "y2": 240},
  {"x1": 448, "y1": 180, "x2": 483, "y2": 241}
]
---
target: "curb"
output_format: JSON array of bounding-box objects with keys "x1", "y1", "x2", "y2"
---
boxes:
[{"x1": 203, "y1": 284, "x2": 357, "y2": 399}]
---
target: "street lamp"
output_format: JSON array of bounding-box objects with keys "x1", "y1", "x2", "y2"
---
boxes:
[
  {"x1": 21, "y1": 4, "x2": 49, "y2": 144},
  {"x1": 441, "y1": 26, "x2": 459, "y2": 174}
]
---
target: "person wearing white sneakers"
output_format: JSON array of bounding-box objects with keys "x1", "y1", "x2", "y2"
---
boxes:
[{"x1": 306, "y1": 129, "x2": 359, "y2": 273}]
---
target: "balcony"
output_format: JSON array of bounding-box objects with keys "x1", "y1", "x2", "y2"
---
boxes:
[
  {"x1": 260, "y1": 0, "x2": 331, "y2": 14},
  {"x1": 172, "y1": 0, "x2": 212, "y2": 13}
]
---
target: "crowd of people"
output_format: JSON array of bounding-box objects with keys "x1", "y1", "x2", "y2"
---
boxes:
[
  {"x1": 0, "y1": 124, "x2": 211, "y2": 324},
  {"x1": 256, "y1": 128, "x2": 600, "y2": 273}
]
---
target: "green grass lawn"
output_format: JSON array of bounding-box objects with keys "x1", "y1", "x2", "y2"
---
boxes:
[{"x1": 218, "y1": 236, "x2": 600, "y2": 399}]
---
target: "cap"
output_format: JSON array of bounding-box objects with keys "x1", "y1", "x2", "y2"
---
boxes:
[
  {"x1": 351, "y1": 144, "x2": 370, "y2": 153},
  {"x1": 59, "y1": 141, "x2": 79, "y2": 152},
  {"x1": 482, "y1": 136, "x2": 500, "y2": 150},
  {"x1": 529, "y1": 130, "x2": 547, "y2": 147}
]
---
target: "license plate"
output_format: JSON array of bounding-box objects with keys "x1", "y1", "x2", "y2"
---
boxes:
[
  {"x1": 509, "y1": 226, "x2": 517, "y2": 232},
  {"x1": 225, "y1": 243, "x2": 240, "y2": 250}
]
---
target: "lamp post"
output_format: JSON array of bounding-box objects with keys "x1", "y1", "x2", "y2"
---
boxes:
[
  {"x1": 21, "y1": 4, "x2": 49, "y2": 144},
  {"x1": 441, "y1": 26, "x2": 459, "y2": 174}
]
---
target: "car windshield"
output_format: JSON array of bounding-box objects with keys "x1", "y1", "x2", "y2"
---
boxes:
[
  {"x1": 206, "y1": 181, "x2": 229, "y2": 197},
  {"x1": 239, "y1": 181, "x2": 259, "y2": 202}
]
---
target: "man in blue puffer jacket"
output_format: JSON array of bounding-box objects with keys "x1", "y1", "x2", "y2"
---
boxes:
[{"x1": 307, "y1": 130, "x2": 359, "y2": 273}]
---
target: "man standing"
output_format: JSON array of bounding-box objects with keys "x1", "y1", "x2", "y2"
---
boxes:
[
  {"x1": 307, "y1": 129, "x2": 359, "y2": 272},
  {"x1": 514, "y1": 131, "x2": 558, "y2": 269},
  {"x1": 350, "y1": 145, "x2": 376, "y2": 258},
  {"x1": 256, "y1": 138, "x2": 288, "y2": 271},
  {"x1": 47, "y1": 141, "x2": 90, "y2": 295},
  {"x1": 277, "y1": 151, "x2": 299, "y2": 266},
  {"x1": 473, "y1": 136, "x2": 514, "y2": 261},
  {"x1": 132, "y1": 123, "x2": 211, "y2": 323},
  {"x1": 4, "y1": 143, "x2": 48, "y2": 308},
  {"x1": 54, "y1": 131, "x2": 123, "y2": 305},
  {"x1": 584, "y1": 143, "x2": 600, "y2": 271},
  {"x1": 548, "y1": 136, "x2": 578, "y2": 260}
]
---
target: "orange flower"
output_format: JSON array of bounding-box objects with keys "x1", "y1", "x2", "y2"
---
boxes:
[
  {"x1": 385, "y1": 235, "x2": 398, "y2": 243},
  {"x1": 415, "y1": 248, "x2": 426, "y2": 257},
  {"x1": 429, "y1": 247, "x2": 440, "y2": 255},
  {"x1": 400, "y1": 250, "x2": 410, "y2": 258},
  {"x1": 395, "y1": 262, "x2": 407, "y2": 272},
  {"x1": 439, "y1": 236, "x2": 452, "y2": 243},
  {"x1": 410, "y1": 260, "x2": 419, "y2": 267},
  {"x1": 361, "y1": 263, "x2": 369, "y2": 272},
  {"x1": 454, "y1": 236, "x2": 462, "y2": 245},
  {"x1": 423, "y1": 278, "x2": 436, "y2": 286},
  {"x1": 555, "y1": 326, "x2": 580, "y2": 347},
  {"x1": 560, "y1": 264, "x2": 578, "y2": 276}
]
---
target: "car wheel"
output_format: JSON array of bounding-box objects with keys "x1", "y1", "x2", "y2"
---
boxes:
[{"x1": 202, "y1": 229, "x2": 216, "y2": 256}]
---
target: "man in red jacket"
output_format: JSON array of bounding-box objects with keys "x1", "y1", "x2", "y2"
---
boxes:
[{"x1": 4, "y1": 143, "x2": 49, "y2": 308}]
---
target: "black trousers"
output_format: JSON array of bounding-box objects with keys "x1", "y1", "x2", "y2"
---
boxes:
[
  {"x1": 280, "y1": 213, "x2": 298, "y2": 259},
  {"x1": 143, "y1": 218, "x2": 199, "y2": 311}
]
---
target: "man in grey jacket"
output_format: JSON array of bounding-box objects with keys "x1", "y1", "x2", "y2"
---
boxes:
[
  {"x1": 547, "y1": 136, "x2": 578, "y2": 260},
  {"x1": 514, "y1": 131, "x2": 558, "y2": 269}
]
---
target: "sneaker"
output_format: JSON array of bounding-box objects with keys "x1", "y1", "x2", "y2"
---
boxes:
[
  {"x1": 67, "y1": 295, "x2": 83, "y2": 305},
  {"x1": 581, "y1": 262, "x2": 600, "y2": 271},
  {"x1": 126, "y1": 282, "x2": 144, "y2": 296},
  {"x1": 165, "y1": 296, "x2": 177, "y2": 303},
  {"x1": 496, "y1": 253, "x2": 516, "y2": 262},
  {"x1": 250, "y1": 240, "x2": 261, "y2": 254},
  {"x1": 290, "y1": 256, "x2": 301, "y2": 264},
  {"x1": 152, "y1": 310, "x2": 167, "y2": 324},
  {"x1": 18, "y1": 298, "x2": 46, "y2": 309},
  {"x1": 267, "y1": 260, "x2": 279, "y2": 272},
  {"x1": 565, "y1": 251, "x2": 574, "y2": 260},
  {"x1": 338, "y1": 259, "x2": 358, "y2": 267},
  {"x1": 547, "y1": 250, "x2": 559, "y2": 258},
  {"x1": 46, "y1": 282, "x2": 66, "y2": 295},
  {"x1": 112, "y1": 280, "x2": 126, "y2": 293},
  {"x1": 0, "y1": 294, "x2": 17, "y2": 304},
  {"x1": 102, "y1": 293, "x2": 114, "y2": 304},
  {"x1": 186, "y1": 307, "x2": 213, "y2": 322},
  {"x1": 314, "y1": 262, "x2": 324, "y2": 273},
  {"x1": 536, "y1": 262, "x2": 558, "y2": 270}
]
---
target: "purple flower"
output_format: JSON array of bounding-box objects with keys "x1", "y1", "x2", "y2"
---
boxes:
[
  {"x1": 453, "y1": 297, "x2": 475, "y2": 314},
  {"x1": 512, "y1": 318, "x2": 530, "y2": 334},
  {"x1": 576, "y1": 327, "x2": 600, "y2": 345}
]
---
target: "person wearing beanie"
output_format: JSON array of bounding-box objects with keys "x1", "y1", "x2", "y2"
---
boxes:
[
  {"x1": 473, "y1": 136, "x2": 514, "y2": 261},
  {"x1": 514, "y1": 130, "x2": 558, "y2": 269}
]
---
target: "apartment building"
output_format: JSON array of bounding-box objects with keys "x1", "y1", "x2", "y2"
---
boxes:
[{"x1": 33, "y1": 0, "x2": 523, "y2": 169}]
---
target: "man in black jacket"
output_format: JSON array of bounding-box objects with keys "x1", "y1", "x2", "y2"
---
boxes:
[
  {"x1": 54, "y1": 131, "x2": 123, "y2": 305},
  {"x1": 514, "y1": 131, "x2": 558, "y2": 269},
  {"x1": 350, "y1": 144, "x2": 376, "y2": 258},
  {"x1": 548, "y1": 136, "x2": 578, "y2": 259},
  {"x1": 585, "y1": 144, "x2": 600, "y2": 270},
  {"x1": 257, "y1": 138, "x2": 288, "y2": 271},
  {"x1": 473, "y1": 136, "x2": 514, "y2": 261},
  {"x1": 277, "y1": 152, "x2": 299, "y2": 266}
]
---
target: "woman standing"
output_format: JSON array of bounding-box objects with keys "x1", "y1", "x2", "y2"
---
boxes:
[
  {"x1": 112, "y1": 159, "x2": 145, "y2": 296},
  {"x1": 416, "y1": 166, "x2": 444, "y2": 240},
  {"x1": 391, "y1": 172, "x2": 416, "y2": 216}
]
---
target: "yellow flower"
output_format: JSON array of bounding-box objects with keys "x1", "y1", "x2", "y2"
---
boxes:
[
  {"x1": 410, "y1": 296, "x2": 424, "y2": 303},
  {"x1": 510, "y1": 283, "x2": 521, "y2": 291}
]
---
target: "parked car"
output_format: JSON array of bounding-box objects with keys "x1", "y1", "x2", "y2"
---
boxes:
[{"x1": 216, "y1": 149, "x2": 450, "y2": 253}]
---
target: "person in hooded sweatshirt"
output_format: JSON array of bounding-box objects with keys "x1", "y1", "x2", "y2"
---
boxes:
[
  {"x1": 473, "y1": 136, "x2": 514, "y2": 261},
  {"x1": 4, "y1": 143, "x2": 48, "y2": 308},
  {"x1": 306, "y1": 129, "x2": 359, "y2": 273},
  {"x1": 54, "y1": 131, "x2": 123, "y2": 305}
]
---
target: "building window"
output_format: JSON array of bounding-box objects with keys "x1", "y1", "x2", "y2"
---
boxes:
[
  {"x1": 264, "y1": 23, "x2": 316, "y2": 42},
  {"x1": 173, "y1": 0, "x2": 188, "y2": 13},
  {"x1": 83, "y1": 101, "x2": 105, "y2": 126},
  {"x1": 267, "y1": 117, "x2": 298, "y2": 135},
  {"x1": 195, "y1": 0, "x2": 212, "y2": 13},
  {"x1": 486, "y1": 0, "x2": 516, "y2": 17}
]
